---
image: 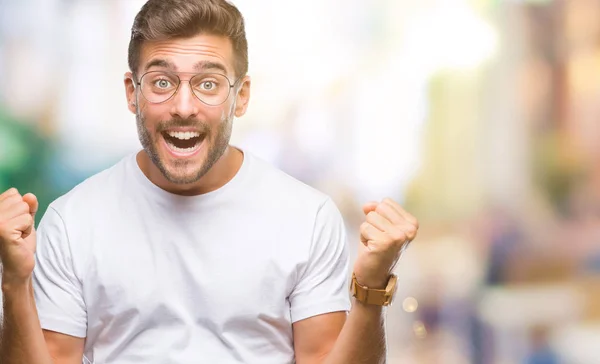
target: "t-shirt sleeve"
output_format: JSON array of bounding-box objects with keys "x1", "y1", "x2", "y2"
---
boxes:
[
  {"x1": 33, "y1": 205, "x2": 87, "y2": 338},
  {"x1": 289, "y1": 198, "x2": 351, "y2": 323}
]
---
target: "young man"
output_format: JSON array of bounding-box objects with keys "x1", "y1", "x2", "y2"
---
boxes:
[{"x1": 0, "y1": 0, "x2": 419, "y2": 363}]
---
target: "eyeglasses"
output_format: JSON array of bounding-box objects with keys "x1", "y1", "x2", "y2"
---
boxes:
[{"x1": 135, "y1": 71, "x2": 238, "y2": 106}]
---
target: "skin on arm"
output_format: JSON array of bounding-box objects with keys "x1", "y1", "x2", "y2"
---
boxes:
[
  {"x1": 293, "y1": 312, "x2": 347, "y2": 363},
  {"x1": 293, "y1": 306, "x2": 386, "y2": 364},
  {"x1": 44, "y1": 330, "x2": 85, "y2": 363}
]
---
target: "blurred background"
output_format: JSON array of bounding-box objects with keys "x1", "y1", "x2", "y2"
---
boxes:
[{"x1": 1, "y1": 0, "x2": 599, "y2": 362}]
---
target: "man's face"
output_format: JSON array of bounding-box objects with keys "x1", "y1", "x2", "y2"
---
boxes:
[{"x1": 125, "y1": 34, "x2": 250, "y2": 184}]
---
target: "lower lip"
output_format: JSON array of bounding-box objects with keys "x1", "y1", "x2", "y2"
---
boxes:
[{"x1": 161, "y1": 136, "x2": 205, "y2": 158}]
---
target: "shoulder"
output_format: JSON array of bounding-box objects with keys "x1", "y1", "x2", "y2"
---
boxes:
[
  {"x1": 46, "y1": 153, "x2": 134, "y2": 221},
  {"x1": 243, "y1": 152, "x2": 334, "y2": 212}
]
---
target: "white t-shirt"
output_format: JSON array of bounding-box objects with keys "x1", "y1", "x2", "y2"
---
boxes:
[{"x1": 33, "y1": 150, "x2": 351, "y2": 364}]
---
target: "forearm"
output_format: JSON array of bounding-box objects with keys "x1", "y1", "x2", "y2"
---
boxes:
[
  {"x1": 1, "y1": 277, "x2": 53, "y2": 364},
  {"x1": 323, "y1": 300, "x2": 386, "y2": 364}
]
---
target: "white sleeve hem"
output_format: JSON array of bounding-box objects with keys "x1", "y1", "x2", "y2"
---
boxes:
[
  {"x1": 39, "y1": 315, "x2": 87, "y2": 338},
  {"x1": 290, "y1": 298, "x2": 351, "y2": 323}
]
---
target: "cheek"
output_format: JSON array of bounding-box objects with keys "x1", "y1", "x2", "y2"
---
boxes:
[
  {"x1": 219, "y1": 101, "x2": 237, "y2": 120},
  {"x1": 139, "y1": 105, "x2": 166, "y2": 128},
  {"x1": 200, "y1": 106, "x2": 230, "y2": 129},
  {"x1": 204, "y1": 104, "x2": 228, "y2": 119}
]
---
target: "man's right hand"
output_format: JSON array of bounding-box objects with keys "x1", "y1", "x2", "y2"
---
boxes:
[{"x1": 0, "y1": 188, "x2": 39, "y2": 286}]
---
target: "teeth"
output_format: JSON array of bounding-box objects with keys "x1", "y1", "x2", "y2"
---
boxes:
[
  {"x1": 167, "y1": 131, "x2": 200, "y2": 140},
  {"x1": 166, "y1": 140, "x2": 201, "y2": 154}
]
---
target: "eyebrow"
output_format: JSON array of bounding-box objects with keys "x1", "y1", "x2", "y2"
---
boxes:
[
  {"x1": 144, "y1": 59, "x2": 176, "y2": 71},
  {"x1": 193, "y1": 60, "x2": 227, "y2": 73},
  {"x1": 143, "y1": 59, "x2": 228, "y2": 74}
]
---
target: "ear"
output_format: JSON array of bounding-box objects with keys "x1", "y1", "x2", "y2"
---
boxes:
[
  {"x1": 124, "y1": 72, "x2": 137, "y2": 114},
  {"x1": 233, "y1": 75, "x2": 251, "y2": 118}
]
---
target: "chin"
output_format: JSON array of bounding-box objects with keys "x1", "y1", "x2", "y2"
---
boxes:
[
  {"x1": 160, "y1": 157, "x2": 208, "y2": 185},
  {"x1": 147, "y1": 141, "x2": 205, "y2": 185},
  {"x1": 164, "y1": 171, "x2": 203, "y2": 185}
]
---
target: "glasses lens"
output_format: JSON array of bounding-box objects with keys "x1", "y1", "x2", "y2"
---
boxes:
[
  {"x1": 190, "y1": 73, "x2": 232, "y2": 105},
  {"x1": 140, "y1": 71, "x2": 179, "y2": 103}
]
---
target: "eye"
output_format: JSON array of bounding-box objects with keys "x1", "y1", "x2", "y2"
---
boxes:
[
  {"x1": 154, "y1": 79, "x2": 172, "y2": 89},
  {"x1": 200, "y1": 81, "x2": 216, "y2": 90}
]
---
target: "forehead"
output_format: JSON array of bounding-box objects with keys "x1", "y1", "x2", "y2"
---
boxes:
[{"x1": 139, "y1": 34, "x2": 235, "y2": 75}]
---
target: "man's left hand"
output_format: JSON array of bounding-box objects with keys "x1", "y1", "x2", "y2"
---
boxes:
[{"x1": 353, "y1": 198, "x2": 419, "y2": 289}]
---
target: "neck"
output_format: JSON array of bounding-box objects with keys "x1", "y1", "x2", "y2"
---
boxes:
[{"x1": 136, "y1": 146, "x2": 243, "y2": 196}]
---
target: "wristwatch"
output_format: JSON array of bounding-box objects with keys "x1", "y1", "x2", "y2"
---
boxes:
[{"x1": 350, "y1": 273, "x2": 398, "y2": 306}]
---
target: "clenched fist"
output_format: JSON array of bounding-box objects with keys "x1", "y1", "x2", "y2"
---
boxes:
[
  {"x1": 353, "y1": 198, "x2": 418, "y2": 289},
  {"x1": 0, "y1": 188, "x2": 38, "y2": 286}
]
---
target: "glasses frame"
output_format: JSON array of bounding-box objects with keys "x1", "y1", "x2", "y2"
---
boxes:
[{"x1": 135, "y1": 71, "x2": 240, "y2": 106}]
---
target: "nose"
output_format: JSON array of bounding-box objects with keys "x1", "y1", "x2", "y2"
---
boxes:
[{"x1": 170, "y1": 81, "x2": 200, "y2": 119}]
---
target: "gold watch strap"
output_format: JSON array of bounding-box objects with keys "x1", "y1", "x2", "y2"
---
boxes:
[{"x1": 351, "y1": 273, "x2": 398, "y2": 306}]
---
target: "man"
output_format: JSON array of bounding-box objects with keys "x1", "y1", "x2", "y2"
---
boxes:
[{"x1": 0, "y1": 0, "x2": 419, "y2": 363}]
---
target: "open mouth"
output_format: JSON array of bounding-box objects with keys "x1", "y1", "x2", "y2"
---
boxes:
[{"x1": 162, "y1": 130, "x2": 205, "y2": 155}]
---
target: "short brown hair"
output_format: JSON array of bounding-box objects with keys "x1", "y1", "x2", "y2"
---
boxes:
[{"x1": 128, "y1": 0, "x2": 248, "y2": 79}]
